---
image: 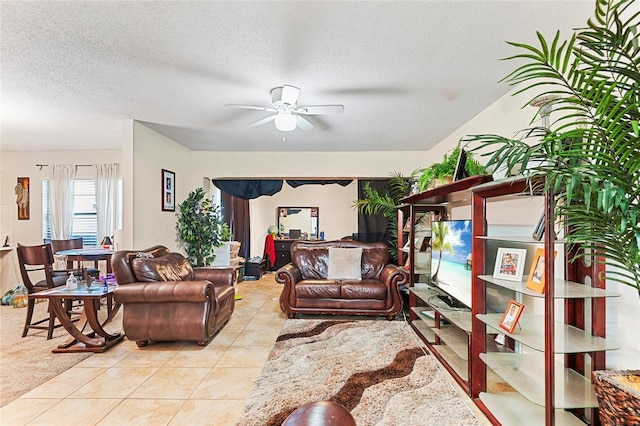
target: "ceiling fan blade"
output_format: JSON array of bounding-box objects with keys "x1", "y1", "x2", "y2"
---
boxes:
[
  {"x1": 295, "y1": 104, "x2": 345, "y2": 115},
  {"x1": 281, "y1": 85, "x2": 301, "y2": 106},
  {"x1": 225, "y1": 104, "x2": 276, "y2": 112},
  {"x1": 248, "y1": 115, "x2": 276, "y2": 128},
  {"x1": 296, "y1": 115, "x2": 315, "y2": 131}
]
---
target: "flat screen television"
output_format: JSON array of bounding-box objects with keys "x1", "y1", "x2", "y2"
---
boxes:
[{"x1": 430, "y1": 220, "x2": 472, "y2": 308}]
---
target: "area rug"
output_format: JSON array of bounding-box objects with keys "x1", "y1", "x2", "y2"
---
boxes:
[
  {"x1": 0, "y1": 301, "x2": 122, "y2": 406},
  {"x1": 238, "y1": 319, "x2": 482, "y2": 426}
]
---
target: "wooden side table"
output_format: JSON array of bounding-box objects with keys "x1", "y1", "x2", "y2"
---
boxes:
[{"x1": 29, "y1": 284, "x2": 123, "y2": 353}]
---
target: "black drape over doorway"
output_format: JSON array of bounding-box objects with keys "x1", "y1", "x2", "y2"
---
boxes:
[
  {"x1": 356, "y1": 179, "x2": 390, "y2": 243},
  {"x1": 220, "y1": 192, "x2": 250, "y2": 260}
]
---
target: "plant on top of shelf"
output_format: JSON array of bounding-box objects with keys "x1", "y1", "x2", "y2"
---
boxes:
[
  {"x1": 176, "y1": 187, "x2": 231, "y2": 267},
  {"x1": 463, "y1": 0, "x2": 639, "y2": 298},
  {"x1": 417, "y1": 142, "x2": 487, "y2": 192}
]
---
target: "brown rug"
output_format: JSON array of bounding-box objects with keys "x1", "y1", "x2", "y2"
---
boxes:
[
  {"x1": 0, "y1": 301, "x2": 122, "y2": 406},
  {"x1": 238, "y1": 319, "x2": 482, "y2": 426}
]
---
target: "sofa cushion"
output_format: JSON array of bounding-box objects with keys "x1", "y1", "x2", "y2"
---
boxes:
[
  {"x1": 341, "y1": 280, "x2": 387, "y2": 300},
  {"x1": 327, "y1": 247, "x2": 362, "y2": 280},
  {"x1": 132, "y1": 253, "x2": 194, "y2": 282},
  {"x1": 295, "y1": 280, "x2": 341, "y2": 299},
  {"x1": 293, "y1": 247, "x2": 329, "y2": 280}
]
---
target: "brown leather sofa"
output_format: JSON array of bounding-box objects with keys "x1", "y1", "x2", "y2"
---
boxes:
[
  {"x1": 112, "y1": 245, "x2": 235, "y2": 347},
  {"x1": 277, "y1": 240, "x2": 408, "y2": 320}
]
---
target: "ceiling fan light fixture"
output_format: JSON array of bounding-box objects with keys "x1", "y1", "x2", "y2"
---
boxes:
[{"x1": 274, "y1": 113, "x2": 297, "y2": 132}]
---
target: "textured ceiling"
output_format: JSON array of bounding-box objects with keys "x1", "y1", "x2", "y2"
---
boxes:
[{"x1": 1, "y1": 1, "x2": 593, "y2": 152}]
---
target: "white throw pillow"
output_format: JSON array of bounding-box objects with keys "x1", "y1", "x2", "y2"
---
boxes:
[{"x1": 327, "y1": 247, "x2": 362, "y2": 280}]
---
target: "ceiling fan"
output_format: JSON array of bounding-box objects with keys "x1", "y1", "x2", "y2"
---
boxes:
[{"x1": 225, "y1": 85, "x2": 345, "y2": 132}]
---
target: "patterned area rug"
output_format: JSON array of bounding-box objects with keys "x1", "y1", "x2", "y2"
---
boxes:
[{"x1": 238, "y1": 319, "x2": 482, "y2": 426}]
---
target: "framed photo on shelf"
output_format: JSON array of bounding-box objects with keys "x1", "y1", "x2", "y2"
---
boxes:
[
  {"x1": 493, "y1": 247, "x2": 527, "y2": 281},
  {"x1": 499, "y1": 299, "x2": 525, "y2": 334},
  {"x1": 526, "y1": 247, "x2": 558, "y2": 293},
  {"x1": 162, "y1": 169, "x2": 175, "y2": 212}
]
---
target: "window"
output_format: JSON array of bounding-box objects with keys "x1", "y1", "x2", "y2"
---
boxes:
[{"x1": 42, "y1": 180, "x2": 98, "y2": 246}]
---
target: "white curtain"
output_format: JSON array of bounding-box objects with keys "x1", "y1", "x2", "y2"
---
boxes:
[
  {"x1": 93, "y1": 163, "x2": 120, "y2": 244},
  {"x1": 49, "y1": 164, "x2": 76, "y2": 239}
]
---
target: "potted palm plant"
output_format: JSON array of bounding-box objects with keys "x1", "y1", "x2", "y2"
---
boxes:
[
  {"x1": 176, "y1": 187, "x2": 230, "y2": 267},
  {"x1": 463, "y1": 0, "x2": 639, "y2": 422},
  {"x1": 417, "y1": 142, "x2": 487, "y2": 191},
  {"x1": 354, "y1": 172, "x2": 413, "y2": 261}
]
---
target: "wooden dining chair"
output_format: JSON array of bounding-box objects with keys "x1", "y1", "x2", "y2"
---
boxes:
[
  {"x1": 16, "y1": 243, "x2": 85, "y2": 339},
  {"x1": 48, "y1": 238, "x2": 100, "y2": 279}
]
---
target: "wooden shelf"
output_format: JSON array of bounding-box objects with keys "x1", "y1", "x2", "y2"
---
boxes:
[
  {"x1": 480, "y1": 352, "x2": 599, "y2": 409},
  {"x1": 479, "y1": 392, "x2": 585, "y2": 426},
  {"x1": 478, "y1": 275, "x2": 619, "y2": 299}
]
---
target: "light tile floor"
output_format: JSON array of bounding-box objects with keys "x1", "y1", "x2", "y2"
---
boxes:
[{"x1": 0, "y1": 273, "x2": 490, "y2": 426}]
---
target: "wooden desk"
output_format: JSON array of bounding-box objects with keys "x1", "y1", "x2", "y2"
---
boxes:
[
  {"x1": 55, "y1": 248, "x2": 114, "y2": 274},
  {"x1": 29, "y1": 285, "x2": 123, "y2": 353}
]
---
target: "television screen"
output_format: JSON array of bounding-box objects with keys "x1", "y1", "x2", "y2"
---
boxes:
[{"x1": 431, "y1": 220, "x2": 472, "y2": 308}]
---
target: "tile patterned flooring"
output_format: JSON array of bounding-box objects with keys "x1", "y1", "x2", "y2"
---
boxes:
[{"x1": 0, "y1": 273, "x2": 489, "y2": 426}]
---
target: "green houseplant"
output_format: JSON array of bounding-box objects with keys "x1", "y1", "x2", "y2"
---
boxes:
[
  {"x1": 463, "y1": 0, "x2": 639, "y2": 421},
  {"x1": 464, "y1": 0, "x2": 639, "y2": 295},
  {"x1": 354, "y1": 172, "x2": 413, "y2": 260},
  {"x1": 417, "y1": 143, "x2": 487, "y2": 191},
  {"x1": 176, "y1": 187, "x2": 230, "y2": 267}
]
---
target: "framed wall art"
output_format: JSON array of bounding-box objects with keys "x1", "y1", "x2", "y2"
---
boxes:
[
  {"x1": 15, "y1": 177, "x2": 30, "y2": 220},
  {"x1": 162, "y1": 169, "x2": 175, "y2": 212},
  {"x1": 493, "y1": 247, "x2": 527, "y2": 281}
]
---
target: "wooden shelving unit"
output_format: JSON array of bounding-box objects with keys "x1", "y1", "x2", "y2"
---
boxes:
[{"x1": 398, "y1": 176, "x2": 619, "y2": 425}]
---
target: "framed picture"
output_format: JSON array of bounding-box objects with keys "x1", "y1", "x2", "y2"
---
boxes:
[
  {"x1": 499, "y1": 299, "x2": 525, "y2": 334},
  {"x1": 162, "y1": 169, "x2": 175, "y2": 212},
  {"x1": 15, "y1": 177, "x2": 30, "y2": 220},
  {"x1": 493, "y1": 247, "x2": 527, "y2": 281},
  {"x1": 526, "y1": 248, "x2": 558, "y2": 293}
]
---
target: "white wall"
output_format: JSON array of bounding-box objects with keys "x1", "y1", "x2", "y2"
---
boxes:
[
  {"x1": 131, "y1": 122, "x2": 193, "y2": 252},
  {"x1": 0, "y1": 150, "x2": 121, "y2": 294}
]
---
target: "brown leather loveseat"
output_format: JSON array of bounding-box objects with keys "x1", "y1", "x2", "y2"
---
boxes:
[
  {"x1": 112, "y1": 245, "x2": 235, "y2": 347},
  {"x1": 277, "y1": 240, "x2": 408, "y2": 320}
]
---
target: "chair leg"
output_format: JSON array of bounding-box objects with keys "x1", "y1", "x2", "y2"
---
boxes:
[{"x1": 22, "y1": 298, "x2": 36, "y2": 337}]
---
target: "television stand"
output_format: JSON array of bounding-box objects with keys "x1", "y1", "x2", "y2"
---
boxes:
[{"x1": 437, "y1": 294, "x2": 468, "y2": 310}]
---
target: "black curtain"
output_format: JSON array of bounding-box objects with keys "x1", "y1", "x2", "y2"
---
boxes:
[
  {"x1": 356, "y1": 179, "x2": 390, "y2": 243},
  {"x1": 213, "y1": 180, "x2": 283, "y2": 200},
  {"x1": 286, "y1": 180, "x2": 352, "y2": 188},
  {"x1": 220, "y1": 191, "x2": 250, "y2": 260}
]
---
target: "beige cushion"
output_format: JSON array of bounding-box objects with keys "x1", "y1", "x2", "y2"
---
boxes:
[
  {"x1": 327, "y1": 247, "x2": 362, "y2": 280},
  {"x1": 132, "y1": 253, "x2": 194, "y2": 282}
]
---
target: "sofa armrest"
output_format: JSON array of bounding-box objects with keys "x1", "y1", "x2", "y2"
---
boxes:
[
  {"x1": 114, "y1": 281, "x2": 214, "y2": 304},
  {"x1": 192, "y1": 267, "x2": 235, "y2": 286},
  {"x1": 379, "y1": 264, "x2": 409, "y2": 288},
  {"x1": 276, "y1": 264, "x2": 302, "y2": 317}
]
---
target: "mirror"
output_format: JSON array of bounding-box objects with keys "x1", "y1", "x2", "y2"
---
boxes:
[{"x1": 277, "y1": 207, "x2": 319, "y2": 238}]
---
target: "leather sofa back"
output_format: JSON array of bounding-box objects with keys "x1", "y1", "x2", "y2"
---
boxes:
[
  {"x1": 291, "y1": 240, "x2": 389, "y2": 280},
  {"x1": 111, "y1": 245, "x2": 171, "y2": 285}
]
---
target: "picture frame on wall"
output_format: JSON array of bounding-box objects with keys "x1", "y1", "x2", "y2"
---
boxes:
[
  {"x1": 526, "y1": 247, "x2": 558, "y2": 293},
  {"x1": 162, "y1": 169, "x2": 175, "y2": 212},
  {"x1": 493, "y1": 247, "x2": 527, "y2": 281},
  {"x1": 499, "y1": 299, "x2": 525, "y2": 334},
  {"x1": 15, "y1": 177, "x2": 30, "y2": 220}
]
